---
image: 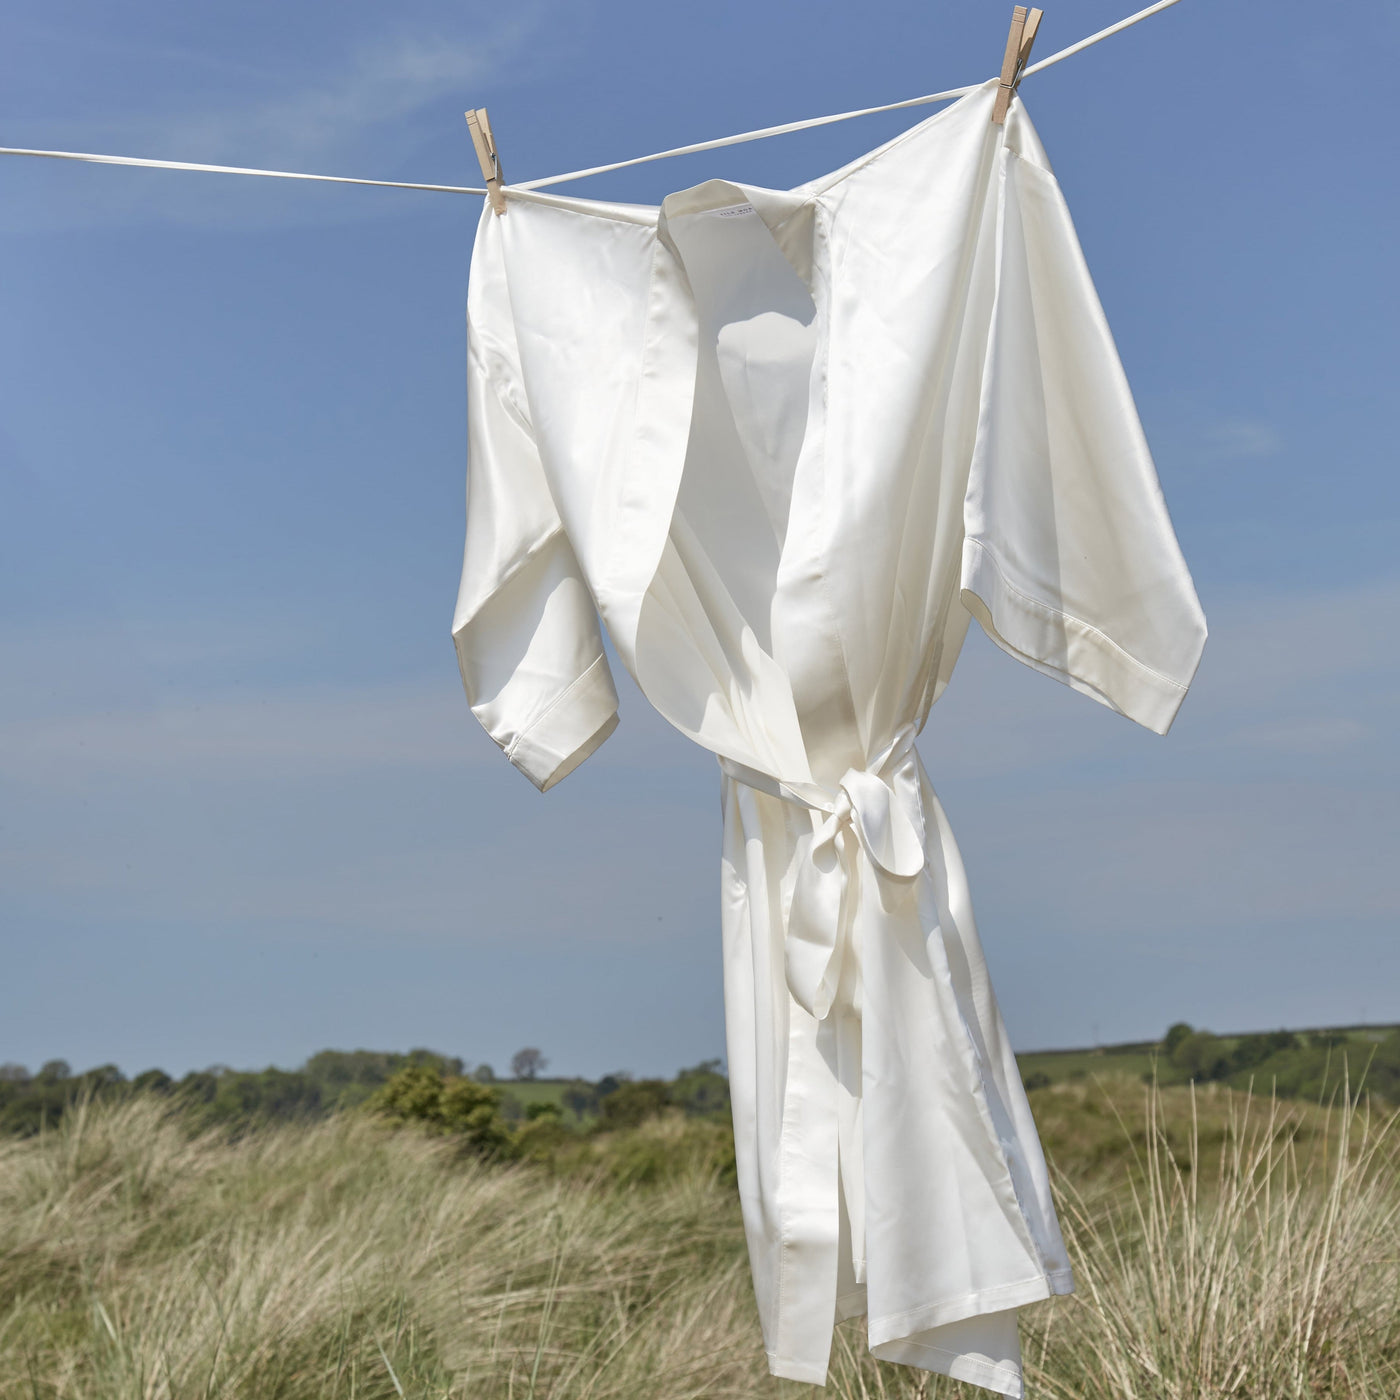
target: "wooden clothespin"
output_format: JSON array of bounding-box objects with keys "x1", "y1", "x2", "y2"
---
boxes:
[
  {"x1": 466, "y1": 107, "x2": 507, "y2": 215},
  {"x1": 991, "y1": 6, "x2": 1043, "y2": 125}
]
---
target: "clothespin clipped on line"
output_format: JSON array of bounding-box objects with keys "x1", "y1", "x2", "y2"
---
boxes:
[
  {"x1": 992, "y1": 6, "x2": 1043, "y2": 125},
  {"x1": 466, "y1": 107, "x2": 506, "y2": 215}
]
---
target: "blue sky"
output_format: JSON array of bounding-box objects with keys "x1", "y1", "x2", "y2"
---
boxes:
[{"x1": 2, "y1": 0, "x2": 1397, "y2": 1081}]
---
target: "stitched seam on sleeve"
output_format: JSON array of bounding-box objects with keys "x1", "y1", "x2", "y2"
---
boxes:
[
  {"x1": 504, "y1": 653, "x2": 610, "y2": 763},
  {"x1": 966, "y1": 538, "x2": 1187, "y2": 693}
]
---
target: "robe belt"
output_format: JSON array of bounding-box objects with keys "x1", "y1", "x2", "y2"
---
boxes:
[{"x1": 721, "y1": 724, "x2": 928, "y2": 1019}]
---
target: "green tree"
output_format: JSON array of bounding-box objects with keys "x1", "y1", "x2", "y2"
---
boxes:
[
  {"x1": 672, "y1": 1060, "x2": 730, "y2": 1118},
  {"x1": 1230, "y1": 1031, "x2": 1300, "y2": 1074},
  {"x1": 439, "y1": 1076, "x2": 513, "y2": 1153},
  {"x1": 511, "y1": 1048, "x2": 547, "y2": 1081},
  {"x1": 77, "y1": 1063, "x2": 126, "y2": 1093},
  {"x1": 595, "y1": 1072, "x2": 628, "y2": 1102},
  {"x1": 177, "y1": 1071, "x2": 219, "y2": 1105},
  {"x1": 405, "y1": 1048, "x2": 465, "y2": 1077},
  {"x1": 600, "y1": 1079, "x2": 672, "y2": 1129},
  {"x1": 1365, "y1": 1031, "x2": 1400, "y2": 1103},
  {"x1": 1173, "y1": 1030, "x2": 1230, "y2": 1082},
  {"x1": 561, "y1": 1083, "x2": 595, "y2": 1121},
  {"x1": 374, "y1": 1065, "x2": 443, "y2": 1122},
  {"x1": 371, "y1": 1065, "x2": 512, "y2": 1157},
  {"x1": 1162, "y1": 1023, "x2": 1194, "y2": 1058},
  {"x1": 302, "y1": 1049, "x2": 406, "y2": 1101}
]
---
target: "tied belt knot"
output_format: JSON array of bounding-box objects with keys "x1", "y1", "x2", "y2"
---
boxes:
[{"x1": 722, "y1": 724, "x2": 928, "y2": 1019}]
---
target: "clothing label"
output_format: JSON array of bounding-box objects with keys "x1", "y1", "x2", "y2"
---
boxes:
[{"x1": 707, "y1": 202, "x2": 756, "y2": 218}]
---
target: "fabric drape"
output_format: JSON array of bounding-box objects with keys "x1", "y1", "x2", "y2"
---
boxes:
[{"x1": 452, "y1": 78, "x2": 1206, "y2": 1396}]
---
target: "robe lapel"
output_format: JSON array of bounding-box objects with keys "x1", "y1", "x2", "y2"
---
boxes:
[{"x1": 604, "y1": 180, "x2": 818, "y2": 683}]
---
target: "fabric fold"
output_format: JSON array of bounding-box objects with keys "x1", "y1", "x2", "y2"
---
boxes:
[{"x1": 723, "y1": 725, "x2": 927, "y2": 1019}]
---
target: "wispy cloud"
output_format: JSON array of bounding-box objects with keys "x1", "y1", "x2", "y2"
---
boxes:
[
  {"x1": 3, "y1": 577, "x2": 1396, "y2": 954},
  {"x1": 0, "y1": 614, "x2": 686, "y2": 787},
  {"x1": 1142, "y1": 394, "x2": 1285, "y2": 475},
  {"x1": 1199, "y1": 417, "x2": 1282, "y2": 462},
  {"x1": 0, "y1": 681, "x2": 485, "y2": 782},
  {"x1": 0, "y1": 10, "x2": 556, "y2": 232},
  {"x1": 162, "y1": 28, "x2": 532, "y2": 171},
  {"x1": 0, "y1": 635, "x2": 709, "y2": 944},
  {"x1": 928, "y1": 576, "x2": 1400, "y2": 781}
]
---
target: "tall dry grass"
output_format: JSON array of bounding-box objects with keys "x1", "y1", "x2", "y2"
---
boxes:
[
  {"x1": 1023, "y1": 1078, "x2": 1400, "y2": 1400},
  {"x1": 0, "y1": 1100, "x2": 766, "y2": 1398},
  {"x1": 0, "y1": 1081, "x2": 1395, "y2": 1398}
]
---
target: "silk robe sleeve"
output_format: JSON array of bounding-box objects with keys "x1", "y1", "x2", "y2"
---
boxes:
[
  {"x1": 961, "y1": 116, "x2": 1208, "y2": 736},
  {"x1": 451, "y1": 222, "x2": 619, "y2": 791}
]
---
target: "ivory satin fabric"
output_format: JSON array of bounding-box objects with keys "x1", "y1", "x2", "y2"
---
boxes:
[{"x1": 452, "y1": 78, "x2": 1207, "y2": 1396}]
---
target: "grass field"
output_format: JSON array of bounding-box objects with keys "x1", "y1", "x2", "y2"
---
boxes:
[{"x1": 2, "y1": 1074, "x2": 1397, "y2": 1399}]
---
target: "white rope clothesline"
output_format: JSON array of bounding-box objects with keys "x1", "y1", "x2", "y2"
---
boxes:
[
  {"x1": 520, "y1": 0, "x2": 1181, "y2": 192},
  {"x1": 0, "y1": 0, "x2": 1180, "y2": 200},
  {"x1": 513, "y1": 83, "x2": 977, "y2": 192}
]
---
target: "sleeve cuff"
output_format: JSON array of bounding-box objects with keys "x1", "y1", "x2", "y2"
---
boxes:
[
  {"x1": 503, "y1": 654, "x2": 620, "y2": 792},
  {"x1": 960, "y1": 537, "x2": 1194, "y2": 736}
]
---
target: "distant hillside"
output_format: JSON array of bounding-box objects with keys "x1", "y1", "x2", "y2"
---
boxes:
[
  {"x1": 1016, "y1": 1022, "x2": 1400, "y2": 1104},
  {"x1": 2, "y1": 1023, "x2": 1396, "y2": 1138}
]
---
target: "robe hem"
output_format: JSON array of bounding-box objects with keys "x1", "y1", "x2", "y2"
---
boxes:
[
  {"x1": 766, "y1": 1351, "x2": 832, "y2": 1385},
  {"x1": 770, "y1": 1269, "x2": 1070, "y2": 1392},
  {"x1": 960, "y1": 537, "x2": 1193, "y2": 735},
  {"x1": 869, "y1": 1336, "x2": 1024, "y2": 1398},
  {"x1": 867, "y1": 1266, "x2": 1074, "y2": 1347}
]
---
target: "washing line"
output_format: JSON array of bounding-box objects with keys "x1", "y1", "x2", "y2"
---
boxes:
[{"x1": 0, "y1": 0, "x2": 1180, "y2": 200}]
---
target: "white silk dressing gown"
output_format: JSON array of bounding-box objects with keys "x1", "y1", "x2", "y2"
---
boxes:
[{"x1": 452, "y1": 79, "x2": 1207, "y2": 1397}]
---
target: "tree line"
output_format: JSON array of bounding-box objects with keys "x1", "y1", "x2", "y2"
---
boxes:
[
  {"x1": 1152, "y1": 1022, "x2": 1400, "y2": 1100},
  {"x1": 0, "y1": 1049, "x2": 732, "y2": 1139},
  {"x1": 4, "y1": 1023, "x2": 1397, "y2": 1140}
]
